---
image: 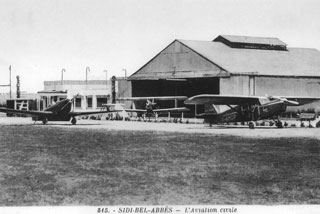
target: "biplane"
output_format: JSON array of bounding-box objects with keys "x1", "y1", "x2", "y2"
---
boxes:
[{"x1": 118, "y1": 96, "x2": 189, "y2": 119}]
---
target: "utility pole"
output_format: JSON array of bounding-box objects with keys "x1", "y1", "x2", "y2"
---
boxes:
[
  {"x1": 9, "y1": 65, "x2": 11, "y2": 99},
  {"x1": 86, "y1": 67, "x2": 90, "y2": 85},
  {"x1": 16, "y1": 75, "x2": 20, "y2": 98},
  {"x1": 103, "y1": 70, "x2": 108, "y2": 102},
  {"x1": 111, "y1": 76, "x2": 116, "y2": 104},
  {"x1": 61, "y1": 69, "x2": 65, "y2": 85}
]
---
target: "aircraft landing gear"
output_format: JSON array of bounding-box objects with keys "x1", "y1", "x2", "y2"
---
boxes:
[
  {"x1": 248, "y1": 121, "x2": 255, "y2": 129},
  {"x1": 42, "y1": 118, "x2": 48, "y2": 125},
  {"x1": 71, "y1": 117, "x2": 77, "y2": 125}
]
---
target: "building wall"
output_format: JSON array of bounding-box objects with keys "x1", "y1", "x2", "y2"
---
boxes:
[
  {"x1": 220, "y1": 75, "x2": 320, "y2": 112},
  {"x1": 43, "y1": 80, "x2": 111, "y2": 110},
  {"x1": 132, "y1": 40, "x2": 224, "y2": 79},
  {"x1": 42, "y1": 79, "x2": 132, "y2": 111},
  {"x1": 256, "y1": 76, "x2": 320, "y2": 112},
  {"x1": 44, "y1": 80, "x2": 111, "y2": 96},
  {"x1": 116, "y1": 78, "x2": 132, "y2": 98},
  {"x1": 255, "y1": 76, "x2": 320, "y2": 97},
  {"x1": 114, "y1": 78, "x2": 132, "y2": 109},
  {"x1": 220, "y1": 75, "x2": 320, "y2": 97},
  {"x1": 220, "y1": 76, "x2": 250, "y2": 95}
]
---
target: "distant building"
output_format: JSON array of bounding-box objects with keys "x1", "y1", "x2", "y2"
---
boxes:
[
  {"x1": 1, "y1": 92, "x2": 40, "y2": 116},
  {"x1": 38, "y1": 78, "x2": 131, "y2": 111}
]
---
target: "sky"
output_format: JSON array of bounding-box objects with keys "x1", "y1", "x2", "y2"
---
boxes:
[{"x1": 0, "y1": 0, "x2": 320, "y2": 93}]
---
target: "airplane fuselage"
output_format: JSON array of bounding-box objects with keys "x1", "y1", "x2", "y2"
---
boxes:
[
  {"x1": 204, "y1": 100, "x2": 287, "y2": 124},
  {"x1": 34, "y1": 99, "x2": 73, "y2": 122},
  {"x1": 35, "y1": 114, "x2": 72, "y2": 122},
  {"x1": 0, "y1": 97, "x2": 116, "y2": 125}
]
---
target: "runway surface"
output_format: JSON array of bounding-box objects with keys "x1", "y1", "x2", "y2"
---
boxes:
[
  {"x1": 1, "y1": 117, "x2": 319, "y2": 139},
  {"x1": 1, "y1": 116, "x2": 320, "y2": 205}
]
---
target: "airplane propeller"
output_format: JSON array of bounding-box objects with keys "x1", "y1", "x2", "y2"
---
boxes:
[
  {"x1": 269, "y1": 96, "x2": 299, "y2": 106},
  {"x1": 151, "y1": 98, "x2": 157, "y2": 105},
  {"x1": 145, "y1": 99, "x2": 159, "y2": 112},
  {"x1": 146, "y1": 99, "x2": 157, "y2": 107},
  {"x1": 283, "y1": 99, "x2": 299, "y2": 106}
]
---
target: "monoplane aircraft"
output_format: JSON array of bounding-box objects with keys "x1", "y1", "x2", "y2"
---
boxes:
[
  {"x1": 118, "y1": 96, "x2": 189, "y2": 119},
  {"x1": 184, "y1": 94, "x2": 320, "y2": 128},
  {"x1": 0, "y1": 97, "x2": 119, "y2": 125}
]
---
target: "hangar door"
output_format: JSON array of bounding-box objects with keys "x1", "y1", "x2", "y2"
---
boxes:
[
  {"x1": 131, "y1": 77, "x2": 219, "y2": 110},
  {"x1": 131, "y1": 77, "x2": 220, "y2": 97}
]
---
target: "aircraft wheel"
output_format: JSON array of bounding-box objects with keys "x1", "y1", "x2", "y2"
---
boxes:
[
  {"x1": 42, "y1": 118, "x2": 48, "y2": 125},
  {"x1": 249, "y1": 121, "x2": 255, "y2": 129},
  {"x1": 71, "y1": 117, "x2": 77, "y2": 125},
  {"x1": 276, "y1": 121, "x2": 283, "y2": 128}
]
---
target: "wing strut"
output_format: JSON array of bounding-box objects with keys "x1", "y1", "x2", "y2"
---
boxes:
[{"x1": 227, "y1": 104, "x2": 237, "y2": 111}]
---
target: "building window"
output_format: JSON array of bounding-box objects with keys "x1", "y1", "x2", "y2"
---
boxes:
[
  {"x1": 87, "y1": 97, "x2": 92, "y2": 108},
  {"x1": 75, "y1": 98, "x2": 82, "y2": 108},
  {"x1": 97, "y1": 97, "x2": 108, "y2": 108}
]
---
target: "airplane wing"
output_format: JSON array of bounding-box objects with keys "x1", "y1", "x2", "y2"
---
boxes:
[
  {"x1": 124, "y1": 107, "x2": 189, "y2": 113},
  {"x1": 124, "y1": 109, "x2": 146, "y2": 113},
  {"x1": 184, "y1": 94, "x2": 262, "y2": 105},
  {"x1": 194, "y1": 112, "x2": 219, "y2": 118},
  {"x1": 118, "y1": 96, "x2": 187, "y2": 101},
  {"x1": 153, "y1": 107, "x2": 190, "y2": 112},
  {"x1": 281, "y1": 96, "x2": 320, "y2": 105},
  {"x1": 0, "y1": 108, "x2": 53, "y2": 116},
  {"x1": 68, "y1": 110, "x2": 121, "y2": 117}
]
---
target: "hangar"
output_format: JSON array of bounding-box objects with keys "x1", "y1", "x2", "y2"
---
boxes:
[{"x1": 128, "y1": 35, "x2": 320, "y2": 111}]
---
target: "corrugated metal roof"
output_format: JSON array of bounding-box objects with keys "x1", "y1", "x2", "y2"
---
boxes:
[
  {"x1": 216, "y1": 35, "x2": 287, "y2": 46},
  {"x1": 179, "y1": 39, "x2": 320, "y2": 77}
]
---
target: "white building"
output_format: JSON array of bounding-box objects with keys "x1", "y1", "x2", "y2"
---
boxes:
[
  {"x1": 38, "y1": 80, "x2": 111, "y2": 111},
  {"x1": 38, "y1": 78, "x2": 132, "y2": 111}
]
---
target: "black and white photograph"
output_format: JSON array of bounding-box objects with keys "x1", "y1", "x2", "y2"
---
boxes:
[{"x1": 0, "y1": 0, "x2": 320, "y2": 213}]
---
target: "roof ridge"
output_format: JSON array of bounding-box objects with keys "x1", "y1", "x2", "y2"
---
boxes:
[
  {"x1": 176, "y1": 39, "x2": 209, "y2": 42},
  {"x1": 288, "y1": 47, "x2": 319, "y2": 51},
  {"x1": 215, "y1": 35, "x2": 287, "y2": 47},
  {"x1": 219, "y1": 34, "x2": 281, "y2": 40}
]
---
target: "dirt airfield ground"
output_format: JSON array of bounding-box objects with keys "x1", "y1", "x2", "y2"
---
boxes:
[
  {"x1": 1, "y1": 116, "x2": 320, "y2": 205},
  {"x1": 0, "y1": 117, "x2": 319, "y2": 139}
]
